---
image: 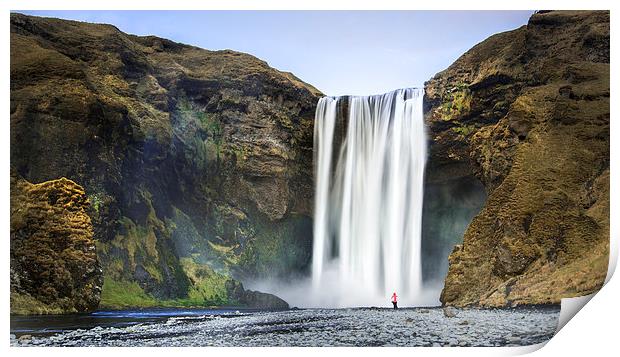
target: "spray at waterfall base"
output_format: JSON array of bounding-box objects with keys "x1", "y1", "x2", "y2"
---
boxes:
[{"x1": 244, "y1": 88, "x2": 485, "y2": 308}]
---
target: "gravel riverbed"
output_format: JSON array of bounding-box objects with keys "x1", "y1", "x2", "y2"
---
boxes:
[{"x1": 11, "y1": 306, "x2": 560, "y2": 347}]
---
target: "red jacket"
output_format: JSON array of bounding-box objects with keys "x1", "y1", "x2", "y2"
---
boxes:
[{"x1": 391, "y1": 293, "x2": 398, "y2": 303}]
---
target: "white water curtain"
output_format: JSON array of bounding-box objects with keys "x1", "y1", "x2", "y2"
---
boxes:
[{"x1": 312, "y1": 88, "x2": 427, "y2": 307}]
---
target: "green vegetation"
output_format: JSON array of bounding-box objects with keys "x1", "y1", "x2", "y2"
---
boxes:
[
  {"x1": 99, "y1": 277, "x2": 158, "y2": 309},
  {"x1": 99, "y1": 259, "x2": 239, "y2": 309},
  {"x1": 178, "y1": 257, "x2": 235, "y2": 306},
  {"x1": 11, "y1": 293, "x2": 69, "y2": 315},
  {"x1": 88, "y1": 193, "x2": 103, "y2": 214},
  {"x1": 442, "y1": 82, "x2": 472, "y2": 120},
  {"x1": 177, "y1": 95, "x2": 224, "y2": 160},
  {"x1": 109, "y1": 216, "x2": 159, "y2": 271},
  {"x1": 208, "y1": 241, "x2": 240, "y2": 267},
  {"x1": 451, "y1": 124, "x2": 477, "y2": 137}
]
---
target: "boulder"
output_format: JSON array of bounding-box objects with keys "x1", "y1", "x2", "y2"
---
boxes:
[{"x1": 10, "y1": 172, "x2": 103, "y2": 314}]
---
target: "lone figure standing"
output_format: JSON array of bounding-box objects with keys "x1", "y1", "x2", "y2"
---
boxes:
[{"x1": 391, "y1": 292, "x2": 398, "y2": 309}]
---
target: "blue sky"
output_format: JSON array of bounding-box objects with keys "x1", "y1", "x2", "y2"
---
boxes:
[{"x1": 16, "y1": 10, "x2": 533, "y2": 96}]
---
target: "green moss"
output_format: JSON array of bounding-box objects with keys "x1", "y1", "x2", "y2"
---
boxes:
[
  {"x1": 208, "y1": 241, "x2": 240, "y2": 266},
  {"x1": 451, "y1": 124, "x2": 477, "y2": 137},
  {"x1": 177, "y1": 257, "x2": 234, "y2": 306},
  {"x1": 177, "y1": 95, "x2": 224, "y2": 160},
  {"x1": 10, "y1": 292, "x2": 69, "y2": 315},
  {"x1": 99, "y1": 277, "x2": 158, "y2": 309},
  {"x1": 88, "y1": 193, "x2": 103, "y2": 214},
  {"x1": 442, "y1": 82, "x2": 472, "y2": 120},
  {"x1": 143, "y1": 263, "x2": 163, "y2": 283}
]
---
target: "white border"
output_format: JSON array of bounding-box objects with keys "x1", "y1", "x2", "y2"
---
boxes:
[{"x1": 2, "y1": 1, "x2": 618, "y2": 357}]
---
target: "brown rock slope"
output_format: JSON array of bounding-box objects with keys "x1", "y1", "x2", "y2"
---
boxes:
[
  {"x1": 425, "y1": 10, "x2": 609, "y2": 306},
  {"x1": 11, "y1": 13, "x2": 320, "y2": 309},
  {"x1": 10, "y1": 172, "x2": 103, "y2": 314}
]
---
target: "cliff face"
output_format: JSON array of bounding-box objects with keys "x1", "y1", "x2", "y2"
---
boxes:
[
  {"x1": 10, "y1": 173, "x2": 103, "y2": 314},
  {"x1": 425, "y1": 11, "x2": 609, "y2": 306},
  {"x1": 10, "y1": 13, "x2": 320, "y2": 310}
]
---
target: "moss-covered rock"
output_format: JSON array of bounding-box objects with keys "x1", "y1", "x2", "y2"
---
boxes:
[
  {"x1": 10, "y1": 172, "x2": 103, "y2": 314},
  {"x1": 10, "y1": 13, "x2": 320, "y2": 310},
  {"x1": 425, "y1": 11, "x2": 609, "y2": 306}
]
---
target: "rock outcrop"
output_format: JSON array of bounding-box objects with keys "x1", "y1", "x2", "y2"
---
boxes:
[
  {"x1": 226, "y1": 280, "x2": 289, "y2": 310},
  {"x1": 10, "y1": 172, "x2": 103, "y2": 314},
  {"x1": 10, "y1": 13, "x2": 320, "y2": 310},
  {"x1": 425, "y1": 11, "x2": 609, "y2": 306}
]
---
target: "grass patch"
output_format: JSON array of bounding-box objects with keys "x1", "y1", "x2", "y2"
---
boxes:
[
  {"x1": 99, "y1": 277, "x2": 158, "y2": 309},
  {"x1": 442, "y1": 82, "x2": 472, "y2": 120}
]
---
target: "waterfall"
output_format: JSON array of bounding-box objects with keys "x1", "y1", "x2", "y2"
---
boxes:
[{"x1": 312, "y1": 88, "x2": 427, "y2": 307}]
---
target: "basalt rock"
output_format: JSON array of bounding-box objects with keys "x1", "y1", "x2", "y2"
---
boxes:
[
  {"x1": 226, "y1": 280, "x2": 289, "y2": 310},
  {"x1": 10, "y1": 172, "x2": 103, "y2": 314},
  {"x1": 10, "y1": 13, "x2": 319, "y2": 310},
  {"x1": 425, "y1": 11, "x2": 609, "y2": 307}
]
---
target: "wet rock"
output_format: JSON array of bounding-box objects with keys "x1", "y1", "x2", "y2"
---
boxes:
[
  {"x1": 18, "y1": 334, "x2": 32, "y2": 341},
  {"x1": 226, "y1": 280, "x2": 289, "y2": 309},
  {"x1": 506, "y1": 336, "x2": 522, "y2": 344},
  {"x1": 443, "y1": 307, "x2": 458, "y2": 318}
]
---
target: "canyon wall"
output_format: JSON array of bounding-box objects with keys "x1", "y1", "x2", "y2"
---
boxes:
[
  {"x1": 424, "y1": 10, "x2": 609, "y2": 306},
  {"x1": 10, "y1": 10, "x2": 610, "y2": 312},
  {"x1": 10, "y1": 13, "x2": 319, "y2": 312}
]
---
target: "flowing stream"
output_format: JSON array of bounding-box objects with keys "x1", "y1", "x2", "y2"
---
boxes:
[{"x1": 312, "y1": 88, "x2": 427, "y2": 307}]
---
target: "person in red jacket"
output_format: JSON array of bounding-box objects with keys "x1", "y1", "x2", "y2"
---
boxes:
[{"x1": 391, "y1": 292, "x2": 398, "y2": 309}]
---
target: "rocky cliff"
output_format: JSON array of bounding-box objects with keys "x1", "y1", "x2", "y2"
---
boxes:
[
  {"x1": 425, "y1": 10, "x2": 609, "y2": 306},
  {"x1": 11, "y1": 11, "x2": 610, "y2": 312},
  {"x1": 10, "y1": 172, "x2": 103, "y2": 314},
  {"x1": 10, "y1": 13, "x2": 320, "y2": 312}
]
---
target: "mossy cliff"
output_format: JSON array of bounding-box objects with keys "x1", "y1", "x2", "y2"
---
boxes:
[
  {"x1": 10, "y1": 172, "x2": 103, "y2": 314},
  {"x1": 10, "y1": 13, "x2": 317, "y2": 312},
  {"x1": 424, "y1": 11, "x2": 609, "y2": 306},
  {"x1": 11, "y1": 11, "x2": 610, "y2": 312}
]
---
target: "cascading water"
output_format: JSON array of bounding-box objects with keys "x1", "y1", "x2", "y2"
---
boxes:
[{"x1": 312, "y1": 88, "x2": 427, "y2": 307}]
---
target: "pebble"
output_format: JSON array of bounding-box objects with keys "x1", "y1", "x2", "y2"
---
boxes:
[
  {"x1": 506, "y1": 336, "x2": 522, "y2": 343},
  {"x1": 443, "y1": 307, "x2": 458, "y2": 318}
]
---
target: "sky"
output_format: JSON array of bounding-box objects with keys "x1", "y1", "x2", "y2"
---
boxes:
[{"x1": 16, "y1": 10, "x2": 533, "y2": 96}]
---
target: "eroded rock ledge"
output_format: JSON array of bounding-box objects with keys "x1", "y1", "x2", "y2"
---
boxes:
[
  {"x1": 10, "y1": 172, "x2": 103, "y2": 314},
  {"x1": 425, "y1": 10, "x2": 609, "y2": 306}
]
